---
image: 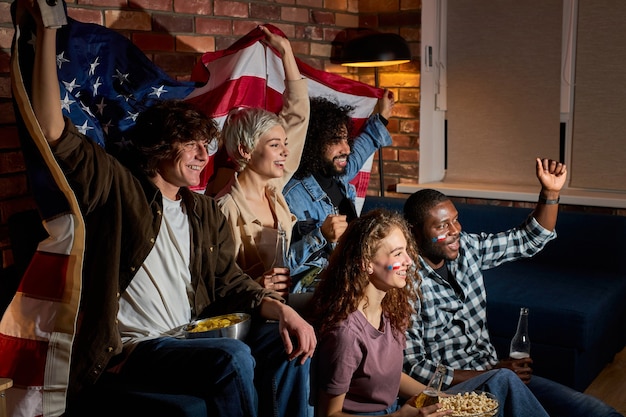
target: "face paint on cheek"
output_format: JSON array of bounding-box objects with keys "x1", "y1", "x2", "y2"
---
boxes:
[
  {"x1": 432, "y1": 234, "x2": 447, "y2": 243},
  {"x1": 387, "y1": 262, "x2": 402, "y2": 271}
]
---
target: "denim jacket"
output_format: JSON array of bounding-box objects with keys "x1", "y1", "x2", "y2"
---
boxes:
[{"x1": 283, "y1": 114, "x2": 392, "y2": 278}]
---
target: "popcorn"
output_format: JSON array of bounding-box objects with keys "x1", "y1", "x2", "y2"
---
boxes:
[{"x1": 439, "y1": 391, "x2": 499, "y2": 416}]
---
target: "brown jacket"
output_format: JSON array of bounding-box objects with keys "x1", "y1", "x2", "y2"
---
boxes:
[{"x1": 52, "y1": 121, "x2": 280, "y2": 403}]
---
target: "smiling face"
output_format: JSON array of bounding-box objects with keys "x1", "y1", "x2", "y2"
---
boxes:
[
  {"x1": 367, "y1": 226, "x2": 413, "y2": 291},
  {"x1": 155, "y1": 138, "x2": 209, "y2": 198},
  {"x1": 321, "y1": 125, "x2": 351, "y2": 176},
  {"x1": 246, "y1": 124, "x2": 289, "y2": 180},
  {"x1": 418, "y1": 200, "x2": 462, "y2": 268}
]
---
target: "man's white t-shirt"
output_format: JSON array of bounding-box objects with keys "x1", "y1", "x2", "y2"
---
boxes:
[{"x1": 118, "y1": 196, "x2": 194, "y2": 345}]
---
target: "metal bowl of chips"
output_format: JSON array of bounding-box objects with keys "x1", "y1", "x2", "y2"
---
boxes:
[
  {"x1": 439, "y1": 391, "x2": 499, "y2": 417},
  {"x1": 183, "y1": 313, "x2": 251, "y2": 340}
]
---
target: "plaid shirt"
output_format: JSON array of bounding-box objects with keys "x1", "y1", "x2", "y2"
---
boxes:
[{"x1": 404, "y1": 216, "x2": 556, "y2": 389}]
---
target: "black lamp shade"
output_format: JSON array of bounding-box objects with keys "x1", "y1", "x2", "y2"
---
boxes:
[{"x1": 341, "y1": 32, "x2": 411, "y2": 67}]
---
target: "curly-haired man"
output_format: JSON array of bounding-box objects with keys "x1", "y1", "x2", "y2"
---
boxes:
[{"x1": 283, "y1": 92, "x2": 394, "y2": 291}]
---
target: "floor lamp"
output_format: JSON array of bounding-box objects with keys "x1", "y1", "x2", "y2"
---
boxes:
[{"x1": 340, "y1": 32, "x2": 411, "y2": 197}]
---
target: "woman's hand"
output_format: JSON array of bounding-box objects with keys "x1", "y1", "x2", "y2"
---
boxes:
[
  {"x1": 397, "y1": 396, "x2": 454, "y2": 417},
  {"x1": 259, "y1": 267, "x2": 291, "y2": 297}
]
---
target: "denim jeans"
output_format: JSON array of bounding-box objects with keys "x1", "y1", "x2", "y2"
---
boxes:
[
  {"x1": 246, "y1": 320, "x2": 314, "y2": 417},
  {"x1": 447, "y1": 369, "x2": 549, "y2": 417},
  {"x1": 527, "y1": 375, "x2": 623, "y2": 417},
  {"x1": 115, "y1": 336, "x2": 258, "y2": 417}
]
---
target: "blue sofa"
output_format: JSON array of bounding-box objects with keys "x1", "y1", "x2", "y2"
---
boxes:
[{"x1": 361, "y1": 195, "x2": 626, "y2": 391}]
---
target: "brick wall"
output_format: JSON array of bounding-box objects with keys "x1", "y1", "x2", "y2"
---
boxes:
[{"x1": 0, "y1": 0, "x2": 421, "y2": 267}]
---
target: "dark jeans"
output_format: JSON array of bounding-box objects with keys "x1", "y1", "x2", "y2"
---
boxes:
[{"x1": 75, "y1": 321, "x2": 313, "y2": 417}]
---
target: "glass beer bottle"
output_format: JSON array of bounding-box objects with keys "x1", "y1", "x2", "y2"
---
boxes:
[
  {"x1": 509, "y1": 307, "x2": 530, "y2": 359},
  {"x1": 414, "y1": 363, "x2": 446, "y2": 408}
]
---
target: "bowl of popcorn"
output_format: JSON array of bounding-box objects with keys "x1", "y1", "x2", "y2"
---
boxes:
[
  {"x1": 439, "y1": 391, "x2": 499, "y2": 417},
  {"x1": 183, "y1": 313, "x2": 251, "y2": 340}
]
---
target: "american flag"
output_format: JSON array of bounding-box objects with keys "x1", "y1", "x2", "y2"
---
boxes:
[
  {"x1": 187, "y1": 24, "x2": 383, "y2": 212},
  {"x1": 2, "y1": 14, "x2": 382, "y2": 417}
]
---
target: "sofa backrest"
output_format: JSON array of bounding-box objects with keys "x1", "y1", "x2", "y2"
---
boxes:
[{"x1": 361, "y1": 196, "x2": 626, "y2": 275}]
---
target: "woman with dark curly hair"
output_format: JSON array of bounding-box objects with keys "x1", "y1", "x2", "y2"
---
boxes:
[{"x1": 308, "y1": 209, "x2": 452, "y2": 416}]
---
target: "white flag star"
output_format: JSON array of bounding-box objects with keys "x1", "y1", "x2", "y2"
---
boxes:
[
  {"x1": 60, "y1": 93, "x2": 75, "y2": 112},
  {"x1": 62, "y1": 78, "x2": 81, "y2": 93},
  {"x1": 93, "y1": 77, "x2": 103, "y2": 96},
  {"x1": 77, "y1": 120, "x2": 94, "y2": 135},
  {"x1": 150, "y1": 85, "x2": 168, "y2": 98},
  {"x1": 126, "y1": 111, "x2": 139, "y2": 122},
  {"x1": 89, "y1": 57, "x2": 101, "y2": 76},
  {"x1": 56, "y1": 51, "x2": 70, "y2": 69},
  {"x1": 80, "y1": 102, "x2": 95, "y2": 118}
]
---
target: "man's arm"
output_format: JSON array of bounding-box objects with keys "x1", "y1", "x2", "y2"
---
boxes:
[{"x1": 532, "y1": 158, "x2": 568, "y2": 231}]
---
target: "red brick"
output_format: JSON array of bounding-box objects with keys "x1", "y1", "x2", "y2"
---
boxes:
[
  {"x1": 281, "y1": 7, "x2": 309, "y2": 23},
  {"x1": 0, "y1": 2, "x2": 12, "y2": 24},
  {"x1": 214, "y1": 1, "x2": 248, "y2": 18},
  {"x1": 0, "y1": 198, "x2": 38, "y2": 226},
  {"x1": 152, "y1": 14, "x2": 194, "y2": 33},
  {"x1": 391, "y1": 134, "x2": 415, "y2": 148},
  {"x1": 381, "y1": 147, "x2": 398, "y2": 161},
  {"x1": 297, "y1": 25, "x2": 323, "y2": 40},
  {"x1": 275, "y1": 0, "x2": 296, "y2": 4},
  {"x1": 0, "y1": 151, "x2": 26, "y2": 174},
  {"x1": 105, "y1": 10, "x2": 152, "y2": 31},
  {"x1": 233, "y1": 21, "x2": 263, "y2": 36},
  {"x1": 310, "y1": 42, "x2": 330, "y2": 58},
  {"x1": 379, "y1": 11, "x2": 419, "y2": 26},
  {"x1": 216, "y1": 36, "x2": 240, "y2": 50},
  {"x1": 0, "y1": 77, "x2": 10, "y2": 99},
  {"x1": 324, "y1": 0, "x2": 348, "y2": 12},
  {"x1": 0, "y1": 53, "x2": 9, "y2": 74},
  {"x1": 379, "y1": 72, "x2": 419, "y2": 88},
  {"x1": 399, "y1": 118, "x2": 419, "y2": 134},
  {"x1": 290, "y1": 41, "x2": 310, "y2": 56},
  {"x1": 399, "y1": 148, "x2": 419, "y2": 162},
  {"x1": 153, "y1": 53, "x2": 197, "y2": 76},
  {"x1": 0, "y1": 175, "x2": 28, "y2": 199},
  {"x1": 0, "y1": 126, "x2": 19, "y2": 149},
  {"x1": 359, "y1": 0, "x2": 400, "y2": 13},
  {"x1": 78, "y1": 0, "x2": 127, "y2": 7},
  {"x1": 132, "y1": 32, "x2": 175, "y2": 52},
  {"x1": 358, "y1": 14, "x2": 378, "y2": 28},
  {"x1": 311, "y1": 10, "x2": 334, "y2": 25},
  {"x1": 130, "y1": 0, "x2": 172, "y2": 11},
  {"x1": 0, "y1": 27, "x2": 14, "y2": 50},
  {"x1": 335, "y1": 13, "x2": 358, "y2": 28},
  {"x1": 347, "y1": 0, "x2": 358, "y2": 13},
  {"x1": 399, "y1": 88, "x2": 419, "y2": 103},
  {"x1": 250, "y1": 3, "x2": 280, "y2": 21},
  {"x1": 174, "y1": 0, "x2": 213, "y2": 15},
  {"x1": 401, "y1": 0, "x2": 421, "y2": 11},
  {"x1": 265, "y1": 23, "x2": 294, "y2": 39},
  {"x1": 0, "y1": 102, "x2": 15, "y2": 124},
  {"x1": 297, "y1": 0, "x2": 323, "y2": 7},
  {"x1": 322, "y1": 27, "x2": 341, "y2": 41},
  {"x1": 400, "y1": 27, "x2": 420, "y2": 42},
  {"x1": 196, "y1": 18, "x2": 232, "y2": 36},
  {"x1": 392, "y1": 103, "x2": 418, "y2": 119},
  {"x1": 67, "y1": 7, "x2": 104, "y2": 25},
  {"x1": 176, "y1": 35, "x2": 215, "y2": 53}
]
